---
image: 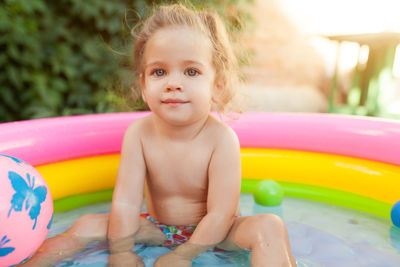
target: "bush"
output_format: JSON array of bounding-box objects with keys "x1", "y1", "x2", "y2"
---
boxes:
[{"x1": 0, "y1": 0, "x2": 252, "y2": 122}]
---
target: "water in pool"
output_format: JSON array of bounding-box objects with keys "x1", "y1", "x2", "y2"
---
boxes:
[{"x1": 48, "y1": 194, "x2": 400, "y2": 267}]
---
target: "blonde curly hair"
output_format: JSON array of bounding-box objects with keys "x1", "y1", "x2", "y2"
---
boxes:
[{"x1": 132, "y1": 4, "x2": 242, "y2": 113}]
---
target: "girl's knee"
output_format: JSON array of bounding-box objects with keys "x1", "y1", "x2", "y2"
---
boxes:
[
  {"x1": 68, "y1": 214, "x2": 109, "y2": 239},
  {"x1": 73, "y1": 214, "x2": 108, "y2": 227},
  {"x1": 251, "y1": 214, "x2": 286, "y2": 232}
]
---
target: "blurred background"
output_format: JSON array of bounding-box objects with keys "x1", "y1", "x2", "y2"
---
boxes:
[{"x1": 1, "y1": 0, "x2": 400, "y2": 122}]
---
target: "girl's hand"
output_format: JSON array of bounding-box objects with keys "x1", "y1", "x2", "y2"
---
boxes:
[
  {"x1": 154, "y1": 251, "x2": 192, "y2": 267},
  {"x1": 107, "y1": 251, "x2": 144, "y2": 267}
]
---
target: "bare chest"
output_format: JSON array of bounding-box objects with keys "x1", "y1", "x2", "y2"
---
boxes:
[{"x1": 142, "y1": 141, "x2": 213, "y2": 196}]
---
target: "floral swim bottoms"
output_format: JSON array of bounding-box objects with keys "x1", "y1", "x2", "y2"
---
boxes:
[{"x1": 140, "y1": 213, "x2": 197, "y2": 247}]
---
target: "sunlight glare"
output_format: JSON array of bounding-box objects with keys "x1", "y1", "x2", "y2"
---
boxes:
[{"x1": 279, "y1": 0, "x2": 400, "y2": 35}]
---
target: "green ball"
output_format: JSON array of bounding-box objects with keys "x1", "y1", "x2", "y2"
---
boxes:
[{"x1": 253, "y1": 180, "x2": 284, "y2": 206}]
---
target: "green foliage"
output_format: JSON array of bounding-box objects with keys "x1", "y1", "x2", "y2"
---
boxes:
[{"x1": 0, "y1": 0, "x2": 252, "y2": 122}]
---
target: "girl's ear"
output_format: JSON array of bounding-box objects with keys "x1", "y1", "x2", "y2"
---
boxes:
[
  {"x1": 139, "y1": 74, "x2": 147, "y2": 103},
  {"x1": 215, "y1": 75, "x2": 226, "y2": 90},
  {"x1": 214, "y1": 77, "x2": 225, "y2": 94},
  {"x1": 212, "y1": 77, "x2": 225, "y2": 104},
  {"x1": 141, "y1": 90, "x2": 147, "y2": 103},
  {"x1": 139, "y1": 73, "x2": 145, "y2": 88}
]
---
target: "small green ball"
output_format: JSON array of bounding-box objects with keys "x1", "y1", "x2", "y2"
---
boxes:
[{"x1": 253, "y1": 180, "x2": 284, "y2": 206}]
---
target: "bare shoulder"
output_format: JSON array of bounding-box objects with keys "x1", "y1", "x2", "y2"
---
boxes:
[
  {"x1": 206, "y1": 115, "x2": 240, "y2": 150},
  {"x1": 123, "y1": 115, "x2": 152, "y2": 142}
]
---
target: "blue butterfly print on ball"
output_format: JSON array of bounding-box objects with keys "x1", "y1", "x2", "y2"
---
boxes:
[
  {"x1": 0, "y1": 154, "x2": 27, "y2": 165},
  {"x1": 8, "y1": 171, "x2": 47, "y2": 230},
  {"x1": 47, "y1": 213, "x2": 53, "y2": 230},
  {"x1": 0, "y1": 236, "x2": 15, "y2": 257}
]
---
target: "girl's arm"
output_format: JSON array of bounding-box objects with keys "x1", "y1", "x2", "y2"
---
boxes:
[
  {"x1": 189, "y1": 127, "x2": 241, "y2": 245},
  {"x1": 108, "y1": 122, "x2": 147, "y2": 254}
]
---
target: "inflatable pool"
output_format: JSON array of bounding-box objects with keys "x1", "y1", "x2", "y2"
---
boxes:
[{"x1": 1, "y1": 111, "x2": 400, "y2": 266}]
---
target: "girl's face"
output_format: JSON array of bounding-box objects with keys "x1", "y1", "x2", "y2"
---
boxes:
[{"x1": 141, "y1": 26, "x2": 217, "y2": 126}]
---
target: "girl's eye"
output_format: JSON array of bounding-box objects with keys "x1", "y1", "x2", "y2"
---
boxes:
[
  {"x1": 152, "y1": 69, "x2": 166, "y2": 77},
  {"x1": 185, "y1": 68, "x2": 199, "y2": 77}
]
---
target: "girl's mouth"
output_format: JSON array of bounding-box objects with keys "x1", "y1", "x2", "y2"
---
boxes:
[{"x1": 161, "y1": 98, "x2": 189, "y2": 104}]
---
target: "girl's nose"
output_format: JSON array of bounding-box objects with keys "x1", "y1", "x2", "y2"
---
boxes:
[
  {"x1": 165, "y1": 73, "x2": 182, "y2": 92},
  {"x1": 165, "y1": 84, "x2": 182, "y2": 92}
]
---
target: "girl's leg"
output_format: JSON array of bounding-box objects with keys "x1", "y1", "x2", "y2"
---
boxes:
[
  {"x1": 22, "y1": 214, "x2": 165, "y2": 266},
  {"x1": 217, "y1": 214, "x2": 296, "y2": 267},
  {"x1": 68, "y1": 214, "x2": 166, "y2": 246}
]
